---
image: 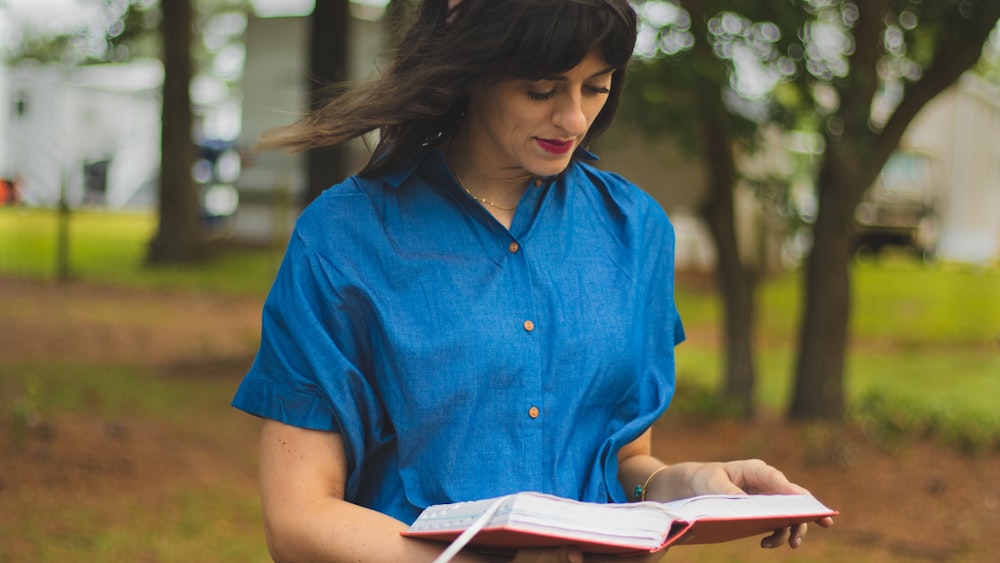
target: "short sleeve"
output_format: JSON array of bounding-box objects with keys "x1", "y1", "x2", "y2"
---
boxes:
[{"x1": 231, "y1": 226, "x2": 386, "y2": 496}]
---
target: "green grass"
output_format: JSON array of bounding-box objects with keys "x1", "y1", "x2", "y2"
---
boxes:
[
  {"x1": 672, "y1": 252, "x2": 1000, "y2": 446},
  {"x1": 8, "y1": 484, "x2": 270, "y2": 563},
  {"x1": 0, "y1": 207, "x2": 154, "y2": 276},
  {"x1": 0, "y1": 207, "x2": 282, "y2": 295},
  {"x1": 2, "y1": 361, "x2": 236, "y2": 422}
]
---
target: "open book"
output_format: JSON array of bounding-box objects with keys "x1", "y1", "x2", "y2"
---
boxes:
[{"x1": 403, "y1": 492, "x2": 837, "y2": 557}]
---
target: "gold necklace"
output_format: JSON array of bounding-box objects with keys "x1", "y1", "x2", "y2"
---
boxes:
[{"x1": 454, "y1": 170, "x2": 518, "y2": 212}]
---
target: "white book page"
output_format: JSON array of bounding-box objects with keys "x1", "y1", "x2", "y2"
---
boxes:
[
  {"x1": 507, "y1": 493, "x2": 675, "y2": 539},
  {"x1": 661, "y1": 494, "x2": 833, "y2": 521}
]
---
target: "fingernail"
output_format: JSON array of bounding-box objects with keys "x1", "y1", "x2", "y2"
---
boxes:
[{"x1": 791, "y1": 536, "x2": 802, "y2": 548}]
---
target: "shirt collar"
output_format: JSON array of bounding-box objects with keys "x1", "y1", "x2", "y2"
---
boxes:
[{"x1": 379, "y1": 147, "x2": 446, "y2": 189}]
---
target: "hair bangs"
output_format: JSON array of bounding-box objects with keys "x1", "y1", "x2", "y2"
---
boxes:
[{"x1": 489, "y1": 0, "x2": 636, "y2": 81}]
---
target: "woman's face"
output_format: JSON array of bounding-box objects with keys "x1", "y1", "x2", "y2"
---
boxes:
[{"x1": 463, "y1": 49, "x2": 615, "y2": 180}]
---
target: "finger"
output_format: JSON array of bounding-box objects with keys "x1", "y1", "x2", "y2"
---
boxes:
[
  {"x1": 705, "y1": 469, "x2": 749, "y2": 496},
  {"x1": 760, "y1": 527, "x2": 789, "y2": 549},
  {"x1": 708, "y1": 462, "x2": 755, "y2": 495},
  {"x1": 738, "y1": 459, "x2": 805, "y2": 495},
  {"x1": 754, "y1": 463, "x2": 797, "y2": 494},
  {"x1": 789, "y1": 522, "x2": 807, "y2": 548},
  {"x1": 556, "y1": 547, "x2": 583, "y2": 563},
  {"x1": 686, "y1": 462, "x2": 746, "y2": 496},
  {"x1": 711, "y1": 474, "x2": 748, "y2": 496}
]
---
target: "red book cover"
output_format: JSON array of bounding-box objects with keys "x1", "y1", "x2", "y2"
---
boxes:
[{"x1": 403, "y1": 492, "x2": 837, "y2": 556}]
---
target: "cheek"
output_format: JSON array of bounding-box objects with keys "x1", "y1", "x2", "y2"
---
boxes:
[
  {"x1": 487, "y1": 94, "x2": 526, "y2": 122},
  {"x1": 499, "y1": 105, "x2": 545, "y2": 138},
  {"x1": 585, "y1": 99, "x2": 609, "y2": 125}
]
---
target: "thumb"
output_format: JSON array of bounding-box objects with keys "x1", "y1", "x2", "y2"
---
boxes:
[{"x1": 558, "y1": 547, "x2": 585, "y2": 563}]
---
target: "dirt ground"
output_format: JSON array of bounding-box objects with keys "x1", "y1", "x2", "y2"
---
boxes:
[{"x1": 1, "y1": 277, "x2": 998, "y2": 562}]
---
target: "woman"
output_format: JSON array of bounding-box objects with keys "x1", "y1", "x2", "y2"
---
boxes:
[{"x1": 232, "y1": 1, "x2": 832, "y2": 561}]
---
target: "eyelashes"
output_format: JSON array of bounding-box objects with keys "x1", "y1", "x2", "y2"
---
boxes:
[
  {"x1": 527, "y1": 85, "x2": 611, "y2": 101},
  {"x1": 528, "y1": 89, "x2": 556, "y2": 101}
]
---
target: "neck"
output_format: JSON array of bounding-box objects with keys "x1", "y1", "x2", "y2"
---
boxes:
[{"x1": 444, "y1": 144, "x2": 530, "y2": 212}]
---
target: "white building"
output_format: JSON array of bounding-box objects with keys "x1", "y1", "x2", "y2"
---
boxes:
[
  {"x1": 232, "y1": 6, "x2": 385, "y2": 243},
  {"x1": 902, "y1": 73, "x2": 1000, "y2": 264},
  {"x1": 0, "y1": 59, "x2": 162, "y2": 208}
]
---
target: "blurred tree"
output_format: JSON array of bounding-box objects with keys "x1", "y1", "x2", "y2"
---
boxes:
[
  {"x1": 625, "y1": 0, "x2": 1000, "y2": 420},
  {"x1": 623, "y1": 1, "x2": 812, "y2": 418},
  {"x1": 149, "y1": 0, "x2": 252, "y2": 262},
  {"x1": 147, "y1": 0, "x2": 207, "y2": 263},
  {"x1": 304, "y1": 0, "x2": 351, "y2": 205},
  {"x1": 0, "y1": 0, "x2": 159, "y2": 64},
  {"x1": 789, "y1": 1, "x2": 1000, "y2": 420}
]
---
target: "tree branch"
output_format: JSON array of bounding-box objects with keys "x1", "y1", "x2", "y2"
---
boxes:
[{"x1": 877, "y1": 4, "x2": 1000, "y2": 164}]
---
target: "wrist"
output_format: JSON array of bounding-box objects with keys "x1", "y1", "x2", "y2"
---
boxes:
[
  {"x1": 633, "y1": 465, "x2": 670, "y2": 501},
  {"x1": 643, "y1": 462, "x2": 708, "y2": 502}
]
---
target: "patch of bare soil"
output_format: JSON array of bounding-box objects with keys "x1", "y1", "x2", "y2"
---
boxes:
[
  {"x1": 1, "y1": 277, "x2": 997, "y2": 562},
  {"x1": 0, "y1": 277, "x2": 262, "y2": 368},
  {"x1": 654, "y1": 417, "x2": 999, "y2": 562}
]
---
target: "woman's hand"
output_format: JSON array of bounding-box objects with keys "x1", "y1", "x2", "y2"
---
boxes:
[
  {"x1": 655, "y1": 459, "x2": 835, "y2": 549},
  {"x1": 686, "y1": 458, "x2": 802, "y2": 496}
]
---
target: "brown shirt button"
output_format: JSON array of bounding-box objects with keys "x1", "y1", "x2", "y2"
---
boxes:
[
  {"x1": 528, "y1": 406, "x2": 540, "y2": 419},
  {"x1": 534, "y1": 178, "x2": 543, "y2": 187},
  {"x1": 509, "y1": 242, "x2": 520, "y2": 253},
  {"x1": 523, "y1": 320, "x2": 535, "y2": 332}
]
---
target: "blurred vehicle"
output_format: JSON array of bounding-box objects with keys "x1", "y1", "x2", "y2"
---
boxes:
[
  {"x1": 194, "y1": 140, "x2": 242, "y2": 238},
  {"x1": 853, "y1": 150, "x2": 939, "y2": 260}
]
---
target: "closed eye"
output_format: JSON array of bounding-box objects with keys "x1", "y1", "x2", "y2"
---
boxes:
[{"x1": 527, "y1": 88, "x2": 556, "y2": 101}]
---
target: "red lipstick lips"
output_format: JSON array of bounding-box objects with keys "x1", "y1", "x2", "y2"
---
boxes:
[{"x1": 536, "y1": 138, "x2": 574, "y2": 155}]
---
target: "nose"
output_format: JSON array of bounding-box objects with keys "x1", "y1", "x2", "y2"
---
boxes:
[{"x1": 552, "y1": 93, "x2": 588, "y2": 137}]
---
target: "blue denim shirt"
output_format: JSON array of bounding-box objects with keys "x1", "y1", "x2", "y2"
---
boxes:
[{"x1": 232, "y1": 147, "x2": 685, "y2": 524}]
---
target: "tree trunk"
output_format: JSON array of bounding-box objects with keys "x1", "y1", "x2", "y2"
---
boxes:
[
  {"x1": 683, "y1": 0, "x2": 757, "y2": 417},
  {"x1": 147, "y1": 0, "x2": 207, "y2": 264},
  {"x1": 788, "y1": 1, "x2": 1000, "y2": 421},
  {"x1": 698, "y1": 117, "x2": 756, "y2": 418},
  {"x1": 304, "y1": 0, "x2": 351, "y2": 205},
  {"x1": 788, "y1": 148, "x2": 857, "y2": 420}
]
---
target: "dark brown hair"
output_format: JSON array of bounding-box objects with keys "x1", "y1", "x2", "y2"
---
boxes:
[{"x1": 258, "y1": 0, "x2": 638, "y2": 177}]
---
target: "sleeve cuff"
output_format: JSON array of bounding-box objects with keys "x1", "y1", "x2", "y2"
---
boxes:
[{"x1": 231, "y1": 376, "x2": 339, "y2": 433}]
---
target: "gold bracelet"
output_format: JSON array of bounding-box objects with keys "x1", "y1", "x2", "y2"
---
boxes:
[{"x1": 635, "y1": 465, "x2": 669, "y2": 501}]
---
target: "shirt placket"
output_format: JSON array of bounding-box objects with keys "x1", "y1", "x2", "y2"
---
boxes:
[{"x1": 502, "y1": 232, "x2": 545, "y2": 490}]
